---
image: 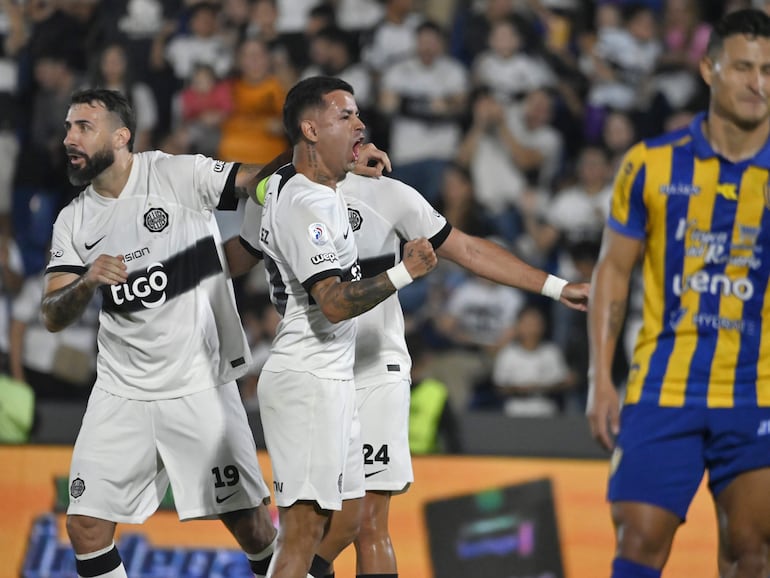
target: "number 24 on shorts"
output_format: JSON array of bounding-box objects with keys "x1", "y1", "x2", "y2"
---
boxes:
[{"x1": 363, "y1": 444, "x2": 390, "y2": 465}]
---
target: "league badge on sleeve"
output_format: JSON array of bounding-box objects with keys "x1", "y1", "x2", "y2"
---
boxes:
[{"x1": 308, "y1": 223, "x2": 329, "y2": 246}]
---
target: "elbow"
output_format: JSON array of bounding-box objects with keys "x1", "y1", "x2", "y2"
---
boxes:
[
  {"x1": 321, "y1": 307, "x2": 347, "y2": 325},
  {"x1": 40, "y1": 305, "x2": 63, "y2": 333}
]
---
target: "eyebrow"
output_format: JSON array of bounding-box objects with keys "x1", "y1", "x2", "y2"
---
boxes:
[{"x1": 64, "y1": 119, "x2": 93, "y2": 130}]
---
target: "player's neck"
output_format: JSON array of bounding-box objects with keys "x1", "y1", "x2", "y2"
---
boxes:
[
  {"x1": 704, "y1": 113, "x2": 770, "y2": 163},
  {"x1": 293, "y1": 144, "x2": 344, "y2": 189},
  {"x1": 91, "y1": 152, "x2": 134, "y2": 199}
]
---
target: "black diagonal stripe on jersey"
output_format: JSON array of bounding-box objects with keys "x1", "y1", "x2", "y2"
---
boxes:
[
  {"x1": 264, "y1": 255, "x2": 288, "y2": 316},
  {"x1": 217, "y1": 162, "x2": 241, "y2": 210},
  {"x1": 274, "y1": 164, "x2": 297, "y2": 199},
  {"x1": 359, "y1": 254, "x2": 396, "y2": 279},
  {"x1": 100, "y1": 236, "x2": 222, "y2": 313}
]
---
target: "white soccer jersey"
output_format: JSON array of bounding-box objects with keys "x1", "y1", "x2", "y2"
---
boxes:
[
  {"x1": 46, "y1": 151, "x2": 251, "y2": 400},
  {"x1": 242, "y1": 172, "x2": 450, "y2": 382},
  {"x1": 257, "y1": 165, "x2": 361, "y2": 379}
]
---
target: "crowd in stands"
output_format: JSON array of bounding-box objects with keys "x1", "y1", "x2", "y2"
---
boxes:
[{"x1": 0, "y1": 0, "x2": 753, "y2": 439}]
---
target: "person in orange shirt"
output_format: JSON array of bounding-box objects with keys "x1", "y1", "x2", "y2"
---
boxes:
[{"x1": 218, "y1": 37, "x2": 289, "y2": 164}]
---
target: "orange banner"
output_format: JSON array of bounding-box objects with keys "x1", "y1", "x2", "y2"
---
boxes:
[{"x1": 2, "y1": 446, "x2": 717, "y2": 577}]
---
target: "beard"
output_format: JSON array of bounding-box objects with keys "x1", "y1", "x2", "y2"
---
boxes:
[{"x1": 66, "y1": 146, "x2": 115, "y2": 187}]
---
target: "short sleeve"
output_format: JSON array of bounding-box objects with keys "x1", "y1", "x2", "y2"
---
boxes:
[
  {"x1": 46, "y1": 206, "x2": 86, "y2": 275},
  {"x1": 607, "y1": 142, "x2": 648, "y2": 239},
  {"x1": 277, "y1": 194, "x2": 344, "y2": 293},
  {"x1": 160, "y1": 154, "x2": 239, "y2": 212},
  {"x1": 385, "y1": 179, "x2": 451, "y2": 249}
]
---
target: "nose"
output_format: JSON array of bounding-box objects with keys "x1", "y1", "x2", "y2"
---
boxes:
[
  {"x1": 354, "y1": 115, "x2": 365, "y2": 132},
  {"x1": 63, "y1": 127, "x2": 77, "y2": 147}
]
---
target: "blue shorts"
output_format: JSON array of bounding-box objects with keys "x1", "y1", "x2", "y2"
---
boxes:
[{"x1": 608, "y1": 403, "x2": 770, "y2": 520}]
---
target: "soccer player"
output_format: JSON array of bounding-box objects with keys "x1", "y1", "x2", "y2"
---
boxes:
[
  {"x1": 42, "y1": 89, "x2": 277, "y2": 578},
  {"x1": 228, "y1": 153, "x2": 589, "y2": 578},
  {"x1": 587, "y1": 9, "x2": 770, "y2": 578},
  {"x1": 250, "y1": 76, "x2": 437, "y2": 578}
]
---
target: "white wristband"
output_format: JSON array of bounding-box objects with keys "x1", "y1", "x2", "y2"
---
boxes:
[
  {"x1": 386, "y1": 261, "x2": 413, "y2": 290},
  {"x1": 541, "y1": 274, "x2": 568, "y2": 301}
]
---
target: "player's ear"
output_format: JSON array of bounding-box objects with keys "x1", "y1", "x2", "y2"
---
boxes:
[
  {"x1": 700, "y1": 55, "x2": 714, "y2": 87},
  {"x1": 300, "y1": 119, "x2": 319, "y2": 143},
  {"x1": 114, "y1": 126, "x2": 132, "y2": 149}
]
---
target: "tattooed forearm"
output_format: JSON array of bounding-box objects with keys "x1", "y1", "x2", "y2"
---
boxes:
[
  {"x1": 326, "y1": 273, "x2": 396, "y2": 321},
  {"x1": 42, "y1": 276, "x2": 96, "y2": 332},
  {"x1": 608, "y1": 299, "x2": 627, "y2": 339}
]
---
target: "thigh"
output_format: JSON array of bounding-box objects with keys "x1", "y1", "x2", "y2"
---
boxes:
[
  {"x1": 356, "y1": 376, "x2": 413, "y2": 493},
  {"x1": 259, "y1": 370, "x2": 353, "y2": 511},
  {"x1": 68, "y1": 388, "x2": 168, "y2": 524},
  {"x1": 154, "y1": 382, "x2": 271, "y2": 520},
  {"x1": 715, "y1": 468, "x2": 770, "y2": 561},
  {"x1": 609, "y1": 404, "x2": 706, "y2": 520},
  {"x1": 706, "y1": 407, "x2": 770, "y2": 497}
]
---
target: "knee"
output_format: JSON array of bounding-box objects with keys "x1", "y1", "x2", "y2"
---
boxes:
[
  {"x1": 723, "y1": 529, "x2": 769, "y2": 576},
  {"x1": 615, "y1": 523, "x2": 673, "y2": 567},
  {"x1": 221, "y1": 507, "x2": 277, "y2": 552},
  {"x1": 356, "y1": 513, "x2": 388, "y2": 548},
  {"x1": 66, "y1": 515, "x2": 114, "y2": 553},
  {"x1": 333, "y1": 512, "x2": 361, "y2": 550}
]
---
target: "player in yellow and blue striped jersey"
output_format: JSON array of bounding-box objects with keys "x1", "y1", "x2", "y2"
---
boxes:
[{"x1": 588, "y1": 8, "x2": 770, "y2": 578}]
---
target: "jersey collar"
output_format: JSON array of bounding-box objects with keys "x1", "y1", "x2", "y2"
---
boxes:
[{"x1": 689, "y1": 111, "x2": 770, "y2": 169}]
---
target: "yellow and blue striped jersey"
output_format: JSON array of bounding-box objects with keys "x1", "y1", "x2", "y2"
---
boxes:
[{"x1": 610, "y1": 112, "x2": 770, "y2": 408}]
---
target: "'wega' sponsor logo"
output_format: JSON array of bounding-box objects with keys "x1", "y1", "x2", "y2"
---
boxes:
[{"x1": 311, "y1": 252, "x2": 338, "y2": 265}]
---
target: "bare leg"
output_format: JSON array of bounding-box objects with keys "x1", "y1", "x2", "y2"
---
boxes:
[
  {"x1": 353, "y1": 491, "x2": 396, "y2": 574},
  {"x1": 269, "y1": 501, "x2": 329, "y2": 578}
]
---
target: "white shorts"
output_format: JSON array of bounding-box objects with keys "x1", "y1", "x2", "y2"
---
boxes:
[
  {"x1": 258, "y1": 370, "x2": 364, "y2": 510},
  {"x1": 356, "y1": 374, "x2": 413, "y2": 492},
  {"x1": 67, "y1": 383, "x2": 271, "y2": 523}
]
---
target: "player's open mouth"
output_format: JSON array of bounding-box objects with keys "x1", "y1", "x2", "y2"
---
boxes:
[
  {"x1": 352, "y1": 139, "x2": 363, "y2": 161},
  {"x1": 67, "y1": 152, "x2": 87, "y2": 167}
]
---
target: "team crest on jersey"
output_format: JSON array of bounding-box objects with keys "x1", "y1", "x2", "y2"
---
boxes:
[
  {"x1": 308, "y1": 222, "x2": 328, "y2": 246},
  {"x1": 337, "y1": 473, "x2": 343, "y2": 494},
  {"x1": 348, "y1": 208, "x2": 362, "y2": 231},
  {"x1": 144, "y1": 208, "x2": 169, "y2": 233},
  {"x1": 70, "y1": 477, "x2": 85, "y2": 499}
]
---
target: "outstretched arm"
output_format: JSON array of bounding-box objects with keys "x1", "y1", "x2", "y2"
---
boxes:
[{"x1": 436, "y1": 228, "x2": 589, "y2": 310}]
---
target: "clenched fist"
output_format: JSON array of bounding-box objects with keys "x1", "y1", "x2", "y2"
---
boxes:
[{"x1": 401, "y1": 238, "x2": 437, "y2": 280}]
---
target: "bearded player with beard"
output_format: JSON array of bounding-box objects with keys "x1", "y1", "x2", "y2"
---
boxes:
[{"x1": 41, "y1": 88, "x2": 278, "y2": 578}]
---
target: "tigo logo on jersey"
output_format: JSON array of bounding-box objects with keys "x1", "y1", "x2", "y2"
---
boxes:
[
  {"x1": 144, "y1": 208, "x2": 169, "y2": 233},
  {"x1": 308, "y1": 222, "x2": 329, "y2": 246},
  {"x1": 110, "y1": 262, "x2": 168, "y2": 308}
]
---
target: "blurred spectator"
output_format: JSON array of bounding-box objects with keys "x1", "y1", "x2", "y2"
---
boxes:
[
  {"x1": 379, "y1": 20, "x2": 468, "y2": 204},
  {"x1": 0, "y1": 227, "x2": 24, "y2": 373},
  {"x1": 152, "y1": 2, "x2": 233, "y2": 82},
  {"x1": 9, "y1": 272, "x2": 98, "y2": 400},
  {"x1": 435, "y1": 162, "x2": 496, "y2": 239},
  {"x1": 520, "y1": 145, "x2": 612, "y2": 279},
  {"x1": 429, "y1": 264, "x2": 525, "y2": 412},
  {"x1": 361, "y1": 0, "x2": 423, "y2": 73},
  {"x1": 492, "y1": 304, "x2": 571, "y2": 417},
  {"x1": 174, "y1": 63, "x2": 233, "y2": 156},
  {"x1": 407, "y1": 332, "x2": 461, "y2": 455},
  {"x1": 601, "y1": 109, "x2": 637, "y2": 172},
  {"x1": 14, "y1": 51, "x2": 80, "y2": 274},
  {"x1": 217, "y1": 36, "x2": 287, "y2": 164},
  {"x1": 301, "y1": 26, "x2": 373, "y2": 110},
  {"x1": 472, "y1": 15, "x2": 555, "y2": 107},
  {"x1": 89, "y1": 42, "x2": 158, "y2": 152},
  {"x1": 244, "y1": 0, "x2": 302, "y2": 89},
  {"x1": 580, "y1": 3, "x2": 663, "y2": 139},
  {"x1": 0, "y1": 0, "x2": 24, "y2": 230},
  {"x1": 456, "y1": 87, "x2": 562, "y2": 242},
  {"x1": 453, "y1": 0, "x2": 516, "y2": 66},
  {"x1": 335, "y1": 0, "x2": 384, "y2": 34}
]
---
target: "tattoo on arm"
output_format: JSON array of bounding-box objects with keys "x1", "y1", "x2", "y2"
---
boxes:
[
  {"x1": 608, "y1": 299, "x2": 627, "y2": 339},
  {"x1": 42, "y1": 276, "x2": 96, "y2": 330},
  {"x1": 327, "y1": 273, "x2": 396, "y2": 320}
]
